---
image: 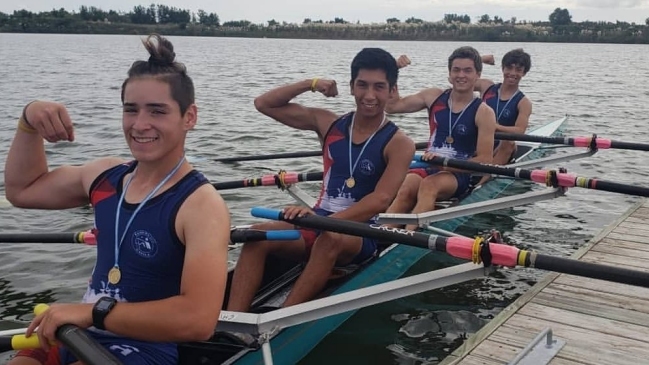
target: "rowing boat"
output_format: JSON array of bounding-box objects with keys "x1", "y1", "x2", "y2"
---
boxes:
[{"x1": 175, "y1": 115, "x2": 595, "y2": 364}]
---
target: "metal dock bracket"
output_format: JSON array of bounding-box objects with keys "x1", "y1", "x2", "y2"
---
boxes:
[{"x1": 508, "y1": 327, "x2": 566, "y2": 365}]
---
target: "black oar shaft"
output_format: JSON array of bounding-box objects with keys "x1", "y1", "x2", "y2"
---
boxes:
[
  {"x1": 213, "y1": 142, "x2": 429, "y2": 163},
  {"x1": 494, "y1": 133, "x2": 566, "y2": 144},
  {"x1": 609, "y1": 140, "x2": 649, "y2": 151},
  {"x1": 589, "y1": 179, "x2": 649, "y2": 197},
  {"x1": 214, "y1": 150, "x2": 322, "y2": 163},
  {"x1": 0, "y1": 232, "x2": 86, "y2": 243},
  {"x1": 212, "y1": 172, "x2": 323, "y2": 190},
  {"x1": 250, "y1": 207, "x2": 435, "y2": 248},
  {"x1": 533, "y1": 254, "x2": 649, "y2": 288},
  {"x1": 251, "y1": 207, "x2": 649, "y2": 289},
  {"x1": 494, "y1": 132, "x2": 649, "y2": 152},
  {"x1": 425, "y1": 156, "x2": 649, "y2": 197},
  {"x1": 56, "y1": 324, "x2": 122, "y2": 365}
]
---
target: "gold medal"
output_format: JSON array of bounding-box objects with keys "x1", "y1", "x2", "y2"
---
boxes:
[
  {"x1": 445, "y1": 136, "x2": 454, "y2": 144},
  {"x1": 108, "y1": 267, "x2": 121, "y2": 285},
  {"x1": 345, "y1": 177, "x2": 356, "y2": 188}
]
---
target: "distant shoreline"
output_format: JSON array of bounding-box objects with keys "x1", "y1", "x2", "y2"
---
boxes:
[{"x1": 3, "y1": 13, "x2": 648, "y2": 45}]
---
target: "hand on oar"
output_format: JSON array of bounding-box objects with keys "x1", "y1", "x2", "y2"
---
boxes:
[
  {"x1": 250, "y1": 207, "x2": 649, "y2": 289},
  {"x1": 494, "y1": 132, "x2": 649, "y2": 152},
  {"x1": 413, "y1": 155, "x2": 649, "y2": 197},
  {"x1": 200, "y1": 141, "x2": 429, "y2": 163},
  {"x1": 0, "y1": 304, "x2": 121, "y2": 364}
]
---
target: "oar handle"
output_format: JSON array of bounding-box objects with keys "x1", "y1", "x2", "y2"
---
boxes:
[
  {"x1": 230, "y1": 228, "x2": 301, "y2": 243},
  {"x1": 6, "y1": 304, "x2": 122, "y2": 364}
]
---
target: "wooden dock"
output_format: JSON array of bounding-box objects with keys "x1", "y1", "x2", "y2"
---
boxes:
[{"x1": 441, "y1": 199, "x2": 649, "y2": 365}]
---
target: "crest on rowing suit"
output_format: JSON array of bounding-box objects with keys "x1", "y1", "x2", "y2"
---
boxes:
[
  {"x1": 131, "y1": 230, "x2": 158, "y2": 259},
  {"x1": 502, "y1": 108, "x2": 511, "y2": 118},
  {"x1": 456, "y1": 124, "x2": 468, "y2": 136},
  {"x1": 359, "y1": 158, "x2": 375, "y2": 176}
]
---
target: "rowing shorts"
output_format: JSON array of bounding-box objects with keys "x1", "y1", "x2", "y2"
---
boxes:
[
  {"x1": 58, "y1": 330, "x2": 177, "y2": 365},
  {"x1": 299, "y1": 208, "x2": 377, "y2": 265},
  {"x1": 408, "y1": 167, "x2": 471, "y2": 198},
  {"x1": 13, "y1": 347, "x2": 60, "y2": 365}
]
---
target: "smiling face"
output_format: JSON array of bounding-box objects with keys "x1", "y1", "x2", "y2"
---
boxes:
[
  {"x1": 350, "y1": 68, "x2": 395, "y2": 119},
  {"x1": 502, "y1": 64, "x2": 526, "y2": 87},
  {"x1": 122, "y1": 78, "x2": 196, "y2": 163},
  {"x1": 448, "y1": 58, "x2": 481, "y2": 93}
]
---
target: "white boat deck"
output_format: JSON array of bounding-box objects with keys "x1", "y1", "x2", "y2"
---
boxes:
[{"x1": 441, "y1": 198, "x2": 649, "y2": 365}]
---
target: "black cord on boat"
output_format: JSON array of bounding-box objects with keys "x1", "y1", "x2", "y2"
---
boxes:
[
  {"x1": 480, "y1": 233, "x2": 493, "y2": 268},
  {"x1": 548, "y1": 170, "x2": 559, "y2": 188},
  {"x1": 274, "y1": 169, "x2": 288, "y2": 190},
  {"x1": 589, "y1": 133, "x2": 598, "y2": 151}
]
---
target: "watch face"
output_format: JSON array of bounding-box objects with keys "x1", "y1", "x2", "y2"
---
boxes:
[{"x1": 96, "y1": 299, "x2": 113, "y2": 311}]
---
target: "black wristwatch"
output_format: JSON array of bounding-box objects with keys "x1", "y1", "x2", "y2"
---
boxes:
[{"x1": 92, "y1": 296, "x2": 117, "y2": 330}]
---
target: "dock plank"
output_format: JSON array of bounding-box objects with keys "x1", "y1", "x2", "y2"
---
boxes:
[{"x1": 441, "y1": 199, "x2": 649, "y2": 365}]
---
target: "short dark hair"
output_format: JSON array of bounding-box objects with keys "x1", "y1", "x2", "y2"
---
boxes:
[
  {"x1": 502, "y1": 48, "x2": 531, "y2": 73},
  {"x1": 120, "y1": 34, "x2": 195, "y2": 115},
  {"x1": 350, "y1": 48, "x2": 399, "y2": 87},
  {"x1": 448, "y1": 46, "x2": 483, "y2": 73}
]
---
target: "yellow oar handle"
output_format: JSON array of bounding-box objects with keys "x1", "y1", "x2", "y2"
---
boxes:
[{"x1": 10, "y1": 304, "x2": 52, "y2": 350}]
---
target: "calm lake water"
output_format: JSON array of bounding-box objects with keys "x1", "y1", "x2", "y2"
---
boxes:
[{"x1": 0, "y1": 33, "x2": 648, "y2": 364}]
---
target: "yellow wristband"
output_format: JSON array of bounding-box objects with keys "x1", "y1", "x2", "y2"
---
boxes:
[
  {"x1": 310, "y1": 78, "x2": 319, "y2": 92},
  {"x1": 18, "y1": 117, "x2": 38, "y2": 134}
]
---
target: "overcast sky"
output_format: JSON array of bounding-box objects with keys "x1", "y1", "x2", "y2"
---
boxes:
[{"x1": 2, "y1": 0, "x2": 648, "y2": 24}]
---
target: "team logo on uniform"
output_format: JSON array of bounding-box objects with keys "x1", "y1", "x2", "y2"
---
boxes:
[
  {"x1": 131, "y1": 230, "x2": 158, "y2": 258},
  {"x1": 359, "y1": 159, "x2": 375, "y2": 175},
  {"x1": 456, "y1": 124, "x2": 468, "y2": 135},
  {"x1": 502, "y1": 109, "x2": 511, "y2": 118}
]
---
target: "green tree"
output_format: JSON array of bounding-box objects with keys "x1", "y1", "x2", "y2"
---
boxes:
[
  {"x1": 478, "y1": 14, "x2": 490, "y2": 24},
  {"x1": 549, "y1": 8, "x2": 572, "y2": 26},
  {"x1": 387, "y1": 17, "x2": 400, "y2": 23}
]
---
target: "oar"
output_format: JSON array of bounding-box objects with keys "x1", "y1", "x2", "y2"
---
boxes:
[
  {"x1": 0, "y1": 304, "x2": 121, "y2": 364},
  {"x1": 0, "y1": 230, "x2": 96, "y2": 244},
  {"x1": 0, "y1": 228, "x2": 300, "y2": 244},
  {"x1": 494, "y1": 132, "x2": 649, "y2": 151},
  {"x1": 413, "y1": 155, "x2": 649, "y2": 197},
  {"x1": 213, "y1": 171, "x2": 323, "y2": 190},
  {"x1": 210, "y1": 141, "x2": 430, "y2": 163},
  {"x1": 250, "y1": 207, "x2": 649, "y2": 288}
]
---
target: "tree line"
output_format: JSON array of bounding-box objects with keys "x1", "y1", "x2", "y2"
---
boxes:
[{"x1": 1, "y1": 6, "x2": 648, "y2": 44}]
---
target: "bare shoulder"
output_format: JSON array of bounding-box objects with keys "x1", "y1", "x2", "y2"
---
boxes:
[
  {"x1": 385, "y1": 129, "x2": 415, "y2": 158},
  {"x1": 421, "y1": 87, "x2": 444, "y2": 102},
  {"x1": 310, "y1": 107, "x2": 340, "y2": 138},
  {"x1": 81, "y1": 157, "x2": 128, "y2": 190},
  {"x1": 476, "y1": 102, "x2": 497, "y2": 126},
  {"x1": 176, "y1": 182, "x2": 230, "y2": 247}
]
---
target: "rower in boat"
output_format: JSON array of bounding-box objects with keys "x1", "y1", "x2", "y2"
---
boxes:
[
  {"x1": 476, "y1": 48, "x2": 533, "y2": 166},
  {"x1": 4, "y1": 34, "x2": 230, "y2": 365},
  {"x1": 384, "y1": 46, "x2": 497, "y2": 231},
  {"x1": 226, "y1": 48, "x2": 415, "y2": 312}
]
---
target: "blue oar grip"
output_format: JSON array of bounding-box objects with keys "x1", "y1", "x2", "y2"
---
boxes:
[
  {"x1": 266, "y1": 230, "x2": 301, "y2": 241},
  {"x1": 251, "y1": 207, "x2": 283, "y2": 221},
  {"x1": 409, "y1": 161, "x2": 429, "y2": 169},
  {"x1": 413, "y1": 155, "x2": 425, "y2": 162}
]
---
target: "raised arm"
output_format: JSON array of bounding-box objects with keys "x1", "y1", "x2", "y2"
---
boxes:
[
  {"x1": 329, "y1": 130, "x2": 415, "y2": 222},
  {"x1": 473, "y1": 78, "x2": 495, "y2": 97},
  {"x1": 97, "y1": 184, "x2": 231, "y2": 341},
  {"x1": 254, "y1": 79, "x2": 340, "y2": 138},
  {"x1": 495, "y1": 97, "x2": 532, "y2": 134},
  {"x1": 386, "y1": 88, "x2": 441, "y2": 114},
  {"x1": 4, "y1": 101, "x2": 123, "y2": 209}
]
